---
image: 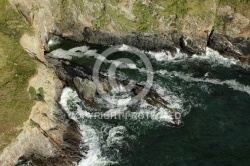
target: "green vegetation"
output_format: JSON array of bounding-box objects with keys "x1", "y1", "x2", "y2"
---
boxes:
[
  {"x1": 93, "y1": 15, "x2": 107, "y2": 29},
  {"x1": 154, "y1": 0, "x2": 188, "y2": 18},
  {"x1": 29, "y1": 86, "x2": 45, "y2": 101},
  {"x1": 84, "y1": 0, "x2": 249, "y2": 33},
  {"x1": 73, "y1": 0, "x2": 88, "y2": 12},
  {"x1": 185, "y1": 0, "x2": 214, "y2": 18},
  {"x1": 105, "y1": 5, "x2": 138, "y2": 33},
  {"x1": 37, "y1": 87, "x2": 45, "y2": 101},
  {"x1": 29, "y1": 119, "x2": 39, "y2": 128},
  {"x1": 0, "y1": 0, "x2": 36, "y2": 151},
  {"x1": 57, "y1": 0, "x2": 70, "y2": 23},
  {"x1": 133, "y1": 2, "x2": 158, "y2": 32},
  {"x1": 29, "y1": 86, "x2": 37, "y2": 99},
  {"x1": 87, "y1": 0, "x2": 215, "y2": 32},
  {"x1": 92, "y1": 1, "x2": 110, "y2": 29}
]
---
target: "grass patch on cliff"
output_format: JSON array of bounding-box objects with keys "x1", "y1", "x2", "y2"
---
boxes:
[
  {"x1": 133, "y1": 2, "x2": 159, "y2": 32},
  {"x1": 105, "y1": 5, "x2": 137, "y2": 33},
  {"x1": 0, "y1": 1, "x2": 36, "y2": 152},
  {"x1": 132, "y1": 0, "x2": 212, "y2": 31},
  {"x1": 186, "y1": 0, "x2": 215, "y2": 18}
]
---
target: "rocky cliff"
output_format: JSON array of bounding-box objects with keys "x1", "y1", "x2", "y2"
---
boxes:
[
  {"x1": 8, "y1": 0, "x2": 250, "y2": 62},
  {"x1": 0, "y1": 61, "x2": 83, "y2": 166},
  {"x1": 1, "y1": 0, "x2": 250, "y2": 165}
]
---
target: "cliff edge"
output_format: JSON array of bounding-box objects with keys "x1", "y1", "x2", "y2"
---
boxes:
[
  {"x1": 8, "y1": 0, "x2": 250, "y2": 62},
  {"x1": 1, "y1": 0, "x2": 250, "y2": 165}
]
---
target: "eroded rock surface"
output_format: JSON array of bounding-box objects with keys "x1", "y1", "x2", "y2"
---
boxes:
[
  {"x1": 0, "y1": 62, "x2": 82, "y2": 166},
  {"x1": 46, "y1": 57, "x2": 172, "y2": 112},
  {"x1": 2, "y1": 0, "x2": 250, "y2": 165},
  {"x1": 8, "y1": 0, "x2": 250, "y2": 60}
]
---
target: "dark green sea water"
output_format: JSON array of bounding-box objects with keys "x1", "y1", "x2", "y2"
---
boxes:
[{"x1": 50, "y1": 38, "x2": 250, "y2": 166}]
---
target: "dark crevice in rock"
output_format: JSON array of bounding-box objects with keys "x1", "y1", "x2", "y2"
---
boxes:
[{"x1": 207, "y1": 26, "x2": 215, "y2": 47}]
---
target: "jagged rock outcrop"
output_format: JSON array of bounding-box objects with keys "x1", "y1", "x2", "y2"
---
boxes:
[
  {"x1": 208, "y1": 30, "x2": 250, "y2": 63},
  {"x1": 73, "y1": 77, "x2": 97, "y2": 101},
  {"x1": 82, "y1": 27, "x2": 176, "y2": 51},
  {"x1": 0, "y1": 58, "x2": 83, "y2": 166},
  {"x1": 2, "y1": 0, "x2": 250, "y2": 165},
  {"x1": 8, "y1": 0, "x2": 250, "y2": 61},
  {"x1": 46, "y1": 57, "x2": 172, "y2": 112}
]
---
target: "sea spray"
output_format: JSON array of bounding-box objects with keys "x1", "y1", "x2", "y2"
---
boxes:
[
  {"x1": 53, "y1": 43, "x2": 250, "y2": 165},
  {"x1": 157, "y1": 70, "x2": 250, "y2": 96},
  {"x1": 60, "y1": 88, "x2": 116, "y2": 166}
]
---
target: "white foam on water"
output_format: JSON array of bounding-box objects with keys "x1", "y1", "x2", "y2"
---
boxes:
[
  {"x1": 110, "y1": 60, "x2": 137, "y2": 69},
  {"x1": 77, "y1": 47, "x2": 138, "y2": 70},
  {"x1": 154, "y1": 84, "x2": 185, "y2": 112},
  {"x1": 157, "y1": 70, "x2": 250, "y2": 95},
  {"x1": 100, "y1": 97, "x2": 175, "y2": 124},
  {"x1": 118, "y1": 45, "x2": 189, "y2": 64},
  {"x1": 222, "y1": 80, "x2": 250, "y2": 95},
  {"x1": 147, "y1": 51, "x2": 170, "y2": 61},
  {"x1": 117, "y1": 44, "x2": 186, "y2": 64},
  {"x1": 146, "y1": 47, "x2": 242, "y2": 69},
  {"x1": 48, "y1": 36, "x2": 62, "y2": 46},
  {"x1": 112, "y1": 84, "x2": 128, "y2": 93},
  {"x1": 48, "y1": 39, "x2": 56, "y2": 46},
  {"x1": 49, "y1": 49, "x2": 75, "y2": 60},
  {"x1": 103, "y1": 125, "x2": 134, "y2": 161},
  {"x1": 118, "y1": 44, "x2": 132, "y2": 51},
  {"x1": 84, "y1": 49, "x2": 99, "y2": 57},
  {"x1": 103, "y1": 107, "x2": 128, "y2": 118},
  {"x1": 147, "y1": 48, "x2": 188, "y2": 62},
  {"x1": 49, "y1": 46, "x2": 115, "y2": 61},
  {"x1": 151, "y1": 107, "x2": 174, "y2": 122},
  {"x1": 49, "y1": 46, "x2": 90, "y2": 60},
  {"x1": 94, "y1": 82, "x2": 176, "y2": 123},
  {"x1": 69, "y1": 46, "x2": 90, "y2": 54},
  {"x1": 59, "y1": 88, "x2": 116, "y2": 166},
  {"x1": 191, "y1": 47, "x2": 239, "y2": 67},
  {"x1": 130, "y1": 100, "x2": 174, "y2": 123},
  {"x1": 106, "y1": 126, "x2": 128, "y2": 147},
  {"x1": 94, "y1": 87, "x2": 133, "y2": 110}
]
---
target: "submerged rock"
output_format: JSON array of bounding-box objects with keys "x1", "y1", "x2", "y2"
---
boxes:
[
  {"x1": 46, "y1": 57, "x2": 173, "y2": 112},
  {"x1": 3, "y1": 0, "x2": 250, "y2": 165}
]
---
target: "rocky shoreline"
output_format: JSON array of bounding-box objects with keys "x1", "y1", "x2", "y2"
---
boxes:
[
  {"x1": 8, "y1": 0, "x2": 250, "y2": 63},
  {"x1": 0, "y1": 62, "x2": 83, "y2": 166},
  {"x1": 56, "y1": 27, "x2": 250, "y2": 63},
  {"x1": 46, "y1": 57, "x2": 174, "y2": 113},
  {"x1": 0, "y1": 0, "x2": 249, "y2": 165}
]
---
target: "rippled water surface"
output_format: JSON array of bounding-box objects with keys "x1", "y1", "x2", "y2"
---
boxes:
[{"x1": 49, "y1": 39, "x2": 250, "y2": 166}]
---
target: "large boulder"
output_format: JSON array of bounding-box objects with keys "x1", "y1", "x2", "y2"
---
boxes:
[{"x1": 73, "y1": 77, "x2": 96, "y2": 101}]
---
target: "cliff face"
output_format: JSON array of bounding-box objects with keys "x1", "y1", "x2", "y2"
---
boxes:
[
  {"x1": 0, "y1": 61, "x2": 83, "y2": 166},
  {"x1": 1, "y1": 0, "x2": 250, "y2": 165},
  {"x1": 8, "y1": 0, "x2": 250, "y2": 62}
]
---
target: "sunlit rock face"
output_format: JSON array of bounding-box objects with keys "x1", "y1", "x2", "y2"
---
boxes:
[
  {"x1": 9, "y1": 0, "x2": 250, "y2": 60},
  {"x1": 1, "y1": 0, "x2": 250, "y2": 165}
]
